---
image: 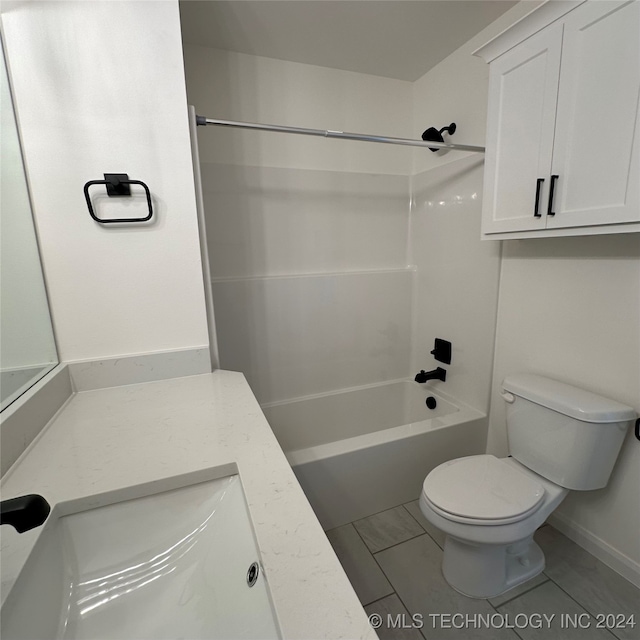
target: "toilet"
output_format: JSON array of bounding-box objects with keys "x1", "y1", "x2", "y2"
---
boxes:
[{"x1": 419, "y1": 373, "x2": 636, "y2": 599}]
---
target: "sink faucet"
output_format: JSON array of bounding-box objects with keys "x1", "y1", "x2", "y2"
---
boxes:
[
  {"x1": 414, "y1": 367, "x2": 447, "y2": 383},
  {"x1": 1, "y1": 495, "x2": 50, "y2": 533}
]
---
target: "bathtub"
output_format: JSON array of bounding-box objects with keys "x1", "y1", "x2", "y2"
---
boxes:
[{"x1": 262, "y1": 380, "x2": 488, "y2": 530}]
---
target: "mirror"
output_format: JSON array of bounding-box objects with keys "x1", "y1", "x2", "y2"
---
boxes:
[{"x1": 1, "y1": 35, "x2": 58, "y2": 411}]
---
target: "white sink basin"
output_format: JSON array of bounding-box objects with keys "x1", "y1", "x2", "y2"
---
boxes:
[{"x1": 1, "y1": 473, "x2": 281, "y2": 639}]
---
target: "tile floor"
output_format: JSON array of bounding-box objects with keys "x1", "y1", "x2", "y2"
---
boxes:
[{"x1": 326, "y1": 501, "x2": 640, "y2": 640}]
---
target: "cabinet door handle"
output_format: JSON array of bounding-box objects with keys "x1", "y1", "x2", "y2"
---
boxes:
[
  {"x1": 547, "y1": 174, "x2": 559, "y2": 216},
  {"x1": 534, "y1": 178, "x2": 545, "y2": 217}
]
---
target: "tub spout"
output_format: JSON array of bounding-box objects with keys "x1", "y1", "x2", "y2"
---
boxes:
[{"x1": 415, "y1": 368, "x2": 446, "y2": 383}]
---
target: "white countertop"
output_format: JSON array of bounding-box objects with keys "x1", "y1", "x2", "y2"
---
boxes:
[{"x1": 1, "y1": 370, "x2": 377, "y2": 639}]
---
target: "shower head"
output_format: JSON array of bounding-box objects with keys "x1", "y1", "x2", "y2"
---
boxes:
[{"x1": 421, "y1": 122, "x2": 457, "y2": 152}]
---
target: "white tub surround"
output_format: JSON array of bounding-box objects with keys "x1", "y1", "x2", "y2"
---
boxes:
[{"x1": 0, "y1": 371, "x2": 376, "y2": 640}]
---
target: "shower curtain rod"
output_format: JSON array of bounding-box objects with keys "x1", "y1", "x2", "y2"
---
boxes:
[{"x1": 195, "y1": 116, "x2": 485, "y2": 153}]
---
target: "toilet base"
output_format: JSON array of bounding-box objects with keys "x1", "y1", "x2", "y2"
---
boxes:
[{"x1": 442, "y1": 535, "x2": 545, "y2": 599}]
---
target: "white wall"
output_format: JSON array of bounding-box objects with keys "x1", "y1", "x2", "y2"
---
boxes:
[
  {"x1": 1, "y1": 0, "x2": 209, "y2": 363},
  {"x1": 488, "y1": 235, "x2": 640, "y2": 574},
  {"x1": 184, "y1": 47, "x2": 414, "y2": 404}
]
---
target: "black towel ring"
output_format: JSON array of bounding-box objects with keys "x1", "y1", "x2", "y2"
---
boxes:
[{"x1": 84, "y1": 173, "x2": 153, "y2": 224}]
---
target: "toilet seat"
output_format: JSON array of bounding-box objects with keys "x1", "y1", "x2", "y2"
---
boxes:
[{"x1": 422, "y1": 455, "x2": 545, "y2": 526}]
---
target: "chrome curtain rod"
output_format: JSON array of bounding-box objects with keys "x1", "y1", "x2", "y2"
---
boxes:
[{"x1": 195, "y1": 116, "x2": 485, "y2": 153}]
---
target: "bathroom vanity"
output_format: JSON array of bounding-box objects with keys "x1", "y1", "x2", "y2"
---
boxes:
[{"x1": 0, "y1": 370, "x2": 376, "y2": 639}]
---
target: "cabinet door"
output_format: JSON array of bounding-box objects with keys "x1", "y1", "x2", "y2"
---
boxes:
[
  {"x1": 549, "y1": 0, "x2": 640, "y2": 229},
  {"x1": 481, "y1": 22, "x2": 563, "y2": 235}
]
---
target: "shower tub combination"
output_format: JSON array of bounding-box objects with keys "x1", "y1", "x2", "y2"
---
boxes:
[{"x1": 262, "y1": 380, "x2": 487, "y2": 530}]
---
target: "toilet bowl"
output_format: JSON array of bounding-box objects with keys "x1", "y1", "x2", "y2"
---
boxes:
[
  {"x1": 419, "y1": 455, "x2": 567, "y2": 598},
  {"x1": 419, "y1": 374, "x2": 635, "y2": 599}
]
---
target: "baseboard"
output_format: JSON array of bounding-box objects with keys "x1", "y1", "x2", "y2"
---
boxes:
[
  {"x1": 548, "y1": 512, "x2": 640, "y2": 589},
  {"x1": 68, "y1": 347, "x2": 212, "y2": 392}
]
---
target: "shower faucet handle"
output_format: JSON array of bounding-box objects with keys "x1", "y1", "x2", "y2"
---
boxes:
[{"x1": 430, "y1": 338, "x2": 452, "y2": 365}]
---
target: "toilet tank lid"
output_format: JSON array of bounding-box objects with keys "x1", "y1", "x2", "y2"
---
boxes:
[{"x1": 502, "y1": 374, "x2": 637, "y2": 423}]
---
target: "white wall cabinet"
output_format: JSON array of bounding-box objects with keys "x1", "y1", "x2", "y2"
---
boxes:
[{"x1": 476, "y1": 0, "x2": 640, "y2": 239}]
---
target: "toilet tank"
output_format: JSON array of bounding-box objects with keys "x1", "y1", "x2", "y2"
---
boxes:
[{"x1": 502, "y1": 374, "x2": 636, "y2": 490}]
